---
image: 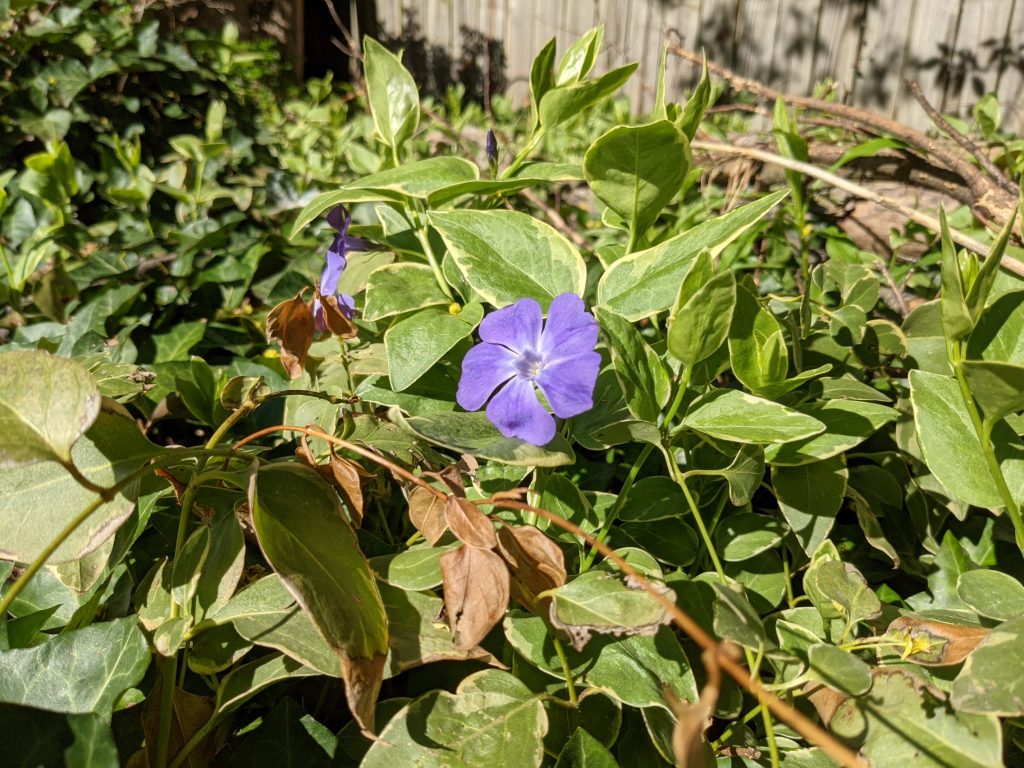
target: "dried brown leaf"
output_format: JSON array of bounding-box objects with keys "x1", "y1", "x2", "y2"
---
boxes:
[
  {"x1": 496, "y1": 524, "x2": 567, "y2": 608},
  {"x1": 444, "y1": 496, "x2": 497, "y2": 549},
  {"x1": 330, "y1": 452, "x2": 365, "y2": 528},
  {"x1": 142, "y1": 682, "x2": 215, "y2": 767},
  {"x1": 423, "y1": 464, "x2": 466, "y2": 496},
  {"x1": 266, "y1": 292, "x2": 314, "y2": 379},
  {"x1": 440, "y1": 545, "x2": 510, "y2": 650},
  {"x1": 885, "y1": 616, "x2": 990, "y2": 666},
  {"x1": 667, "y1": 646, "x2": 721, "y2": 767},
  {"x1": 408, "y1": 486, "x2": 447, "y2": 544},
  {"x1": 316, "y1": 287, "x2": 359, "y2": 339},
  {"x1": 803, "y1": 681, "x2": 848, "y2": 726},
  {"x1": 341, "y1": 653, "x2": 387, "y2": 736}
]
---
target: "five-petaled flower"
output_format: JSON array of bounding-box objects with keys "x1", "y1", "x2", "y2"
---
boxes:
[
  {"x1": 312, "y1": 206, "x2": 373, "y2": 332},
  {"x1": 457, "y1": 293, "x2": 600, "y2": 446}
]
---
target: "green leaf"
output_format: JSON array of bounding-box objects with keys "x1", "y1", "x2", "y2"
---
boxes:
[
  {"x1": 584, "y1": 628, "x2": 697, "y2": 711},
  {"x1": 668, "y1": 263, "x2": 736, "y2": 366},
  {"x1": 384, "y1": 303, "x2": 482, "y2": 391},
  {"x1": 584, "y1": 120, "x2": 688, "y2": 243},
  {"x1": 555, "y1": 727, "x2": 620, "y2": 767},
  {"x1": 0, "y1": 350, "x2": 100, "y2": 467},
  {"x1": 0, "y1": 618, "x2": 149, "y2": 714},
  {"x1": 596, "y1": 308, "x2": 670, "y2": 423},
  {"x1": 528, "y1": 38, "x2": 558, "y2": 132},
  {"x1": 215, "y1": 654, "x2": 320, "y2": 717},
  {"x1": 557, "y1": 26, "x2": 603, "y2": 85},
  {"x1": 967, "y1": 289, "x2": 1024, "y2": 363},
  {"x1": 728, "y1": 280, "x2": 788, "y2": 393},
  {"x1": 952, "y1": 614, "x2": 1024, "y2": 715},
  {"x1": 677, "y1": 58, "x2": 711, "y2": 140},
  {"x1": 225, "y1": 697, "x2": 336, "y2": 768},
  {"x1": 618, "y1": 477, "x2": 685, "y2": 523},
  {"x1": 425, "y1": 177, "x2": 552, "y2": 207},
  {"x1": 362, "y1": 672, "x2": 547, "y2": 768},
  {"x1": 682, "y1": 389, "x2": 825, "y2": 445},
  {"x1": 389, "y1": 408, "x2": 575, "y2": 466},
  {"x1": 959, "y1": 360, "x2": 1024, "y2": 422},
  {"x1": 714, "y1": 513, "x2": 787, "y2": 562},
  {"x1": 370, "y1": 546, "x2": 447, "y2": 591},
  {"x1": 539, "y1": 64, "x2": 638, "y2": 131},
  {"x1": 964, "y1": 196, "x2": 1018, "y2": 319},
  {"x1": 956, "y1": 570, "x2": 1024, "y2": 621},
  {"x1": 64, "y1": 713, "x2": 119, "y2": 768},
  {"x1": 939, "y1": 209, "x2": 974, "y2": 341},
  {"x1": 544, "y1": 571, "x2": 674, "y2": 651},
  {"x1": 803, "y1": 541, "x2": 881, "y2": 626},
  {"x1": 0, "y1": 410, "x2": 158, "y2": 563},
  {"x1": 597, "y1": 190, "x2": 787, "y2": 320},
  {"x1": 429, "y1": 210, "x2": 586, "y2": 309},
  {"x1": 193, "y1": 511, "x2": 245, "y2": 624},
  {"x1": 291, "y1": 157, "x2": 479, "y2": 234},
  {"x1": 212, "y1": 574, "x2": 342, "y2": 677},
  {"x1": 910, "y1": 369, "x2": 1024, "y2": 508},
  {"x1": 171, "y1": 525, "x2": 209, "y2": 610},
  {"x1": 805, "y1": 644, "x2": 871, "y2": 695},
  {"x1": 772, "y1": 456, "x2": 848, "y2": 556},
  {"x1": 363, "y1": 37, "x2": 419, "y2": 151},
  {"x1": 833, "y1": 669, "x2": 1002, "y2": 768},
  {"x1": 251, "y1": 463, "x2": 388, "y2": 726},
  {"x1": 151, "y1": 321, "x2": 206, "y2": 363},
  {"x1": 764, "y1": 400, "x2": 898, "y2": 465},
  {"x1": 721, "y1": 444, "x2": 765, "y2": 506},
  {"x1": 713, "y1": 581, "x2": 767, "y2": 649}
]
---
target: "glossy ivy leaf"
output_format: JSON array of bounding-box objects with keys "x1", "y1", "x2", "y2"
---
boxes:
[
  {"x1": 389, "y1": 408, "x2": 575, "y2": 466},
  {"x1": 832, "y1": 669, "x2": 1002, "y2": 768},
  {"x1": 363, "y1": 37, "x2": 419, "y2": 152},
  {"x1": 952, "y1": 614, "x2": 1024, "y2": 716},
  {"x1": 959, "y1": 360, "x2": 1024, "y2": 422},
  {"x1": 584, "y1": 120, "x2": 688, "y2": 244},
  {"x1": 910, "y1": 369, "x2": 1024, "y2": 508},
  {"x1": 803, "y1": 541, "x2": 881, "y2": 627},
  {"x1": 764, "y1": 400, "x2": 897, "y2": 465},
  {"x1": 597, "y1": 190, "x2": 787, "y2": 320},
  {"x1": 251, "y1": 463, "x2": 388, "y2": 731},
  {"x1": 0, "y1": 618, "x2": 149, "y2": 714},
  {"x1": 0, "y1": 410, "x2": 158, "y2": 564},
  {"x1": 429, "y1": 210, "x2": 586, "y2": 309},
  {"x1": 362, "y1": 671, "x2": 547, "y2": 768},
  {"x1": 291, "y1": 158, "x2": 479, "y2": 233},
  {"x1": 772, "y1": 456, "x2": 848, "y2": 556},
  {"x1": 584, "y1": 628, "x2": 697, "y2": 711},
  {"x1": 545, "y1": 571, "x2": 675, "y2": 651},
  {"x1": 596, "y1": 308, "x2": 670, "y2": 423},
  {"x1": 384, "y1": 303, "x2": 483, "y2": 391},
  {"x1": 805, "y1": 643, "x2": 871, "y2": 695},
  {"x1": 668, "y1": 256, "x2": 736, "y2": 366},
  {"x1": 539, "y1": 64, "x2": 638, "y2": 132},
  {"x1": 728, "y1": 280, "x2": 788, "y2": 394},
  {"x1": 0, "y1": 350, "x2": 100, "y2": 467},
  {"x1": 955, "y1": 570, "x2": 1024, "y2": 621},
  {"x1": 682, "y1": 389, "x2": 825, "y2": 445},
  {"x1": 363, "y1": 263, "x2": 451, "y2": 321}
]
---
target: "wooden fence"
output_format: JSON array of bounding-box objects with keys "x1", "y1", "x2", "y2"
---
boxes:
[{"x1": 369, "y1": 0, "x2": 1024, "y2": 132}]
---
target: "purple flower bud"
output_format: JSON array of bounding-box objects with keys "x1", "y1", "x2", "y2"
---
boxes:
[
  {"x1": 456, "y1": 294, "x2": 600, "y2": 445},
  {"x1": 486, "y1": 129, "x2": 498, "y2": 166}
]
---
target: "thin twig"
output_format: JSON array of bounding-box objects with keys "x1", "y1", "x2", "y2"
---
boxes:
[
  {"x1": 692, "y1": 140, "x2": 1024, "y2": 278},
  {"x1": 906, "y1": 80, "x2": 1016, "y2": 196},
  {"x1": 520, "y1": 188, "x2": 588, "y2": 248}
]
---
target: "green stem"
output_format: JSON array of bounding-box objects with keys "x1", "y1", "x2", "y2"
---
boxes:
[
  {"x1": 712, "y1": 703, "x2": 763, "y2": 749},
  {"x1": 745, "y1": 648, "x2": 780, "y2": 768},
  {"x1": 675, "y1": 467, "x2": 726, "y2": 579},
  {"x1": 580, "y1": 444, "x2": 654, "y2": 572},
  {"x1": 551, "y1": 635, "x2": 579, "y2": 706},
  {"x1": 501, "y1": 129, "x2": 544, "y2": 179},
  {"x1": 410, "y1": 207, "x2": 454, "y2": 301}
]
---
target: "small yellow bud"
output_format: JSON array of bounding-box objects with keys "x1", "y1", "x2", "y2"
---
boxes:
[{"x1": 448, "y1": 302, "x2": 462, "y2": 315}]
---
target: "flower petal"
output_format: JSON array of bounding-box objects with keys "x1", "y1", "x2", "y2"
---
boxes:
[
  {"x1": 320, "y1": 248, "x2": 347, "y2": 295},
  {"x1": 479, "y1": 297, "x2": 543, "y2": 354},
  {"x1": 540, "y1": 293, "x2": 599, "y2": 364},
  {"x1": 327, "y1": 206, "x2": 350, "y2": 233},
  {"x1": 457, "y1": 342, "x2": 518, "y2": 411},
  {"x1": 536, "y1": 350, "x2": 601, "y2": 418},
  {"x1": 486, "y1": 376, "x2": 556, "y2": 445}
]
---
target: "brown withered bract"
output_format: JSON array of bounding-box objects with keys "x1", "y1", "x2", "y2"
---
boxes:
[
  {"x1": 315, "y1": 286, "x2": 359, "y2": 338},
  {"x1": 408, "y1": 486, "x2": 447, "y2": 544},
  {"x1": 444, "y1": 496, "x2": 497, "y2": 549},
  {"x1": 440, "y1": 544, "x2": 510, "y2": 650},
  {"x1": 496, "y1": 524, "x2": 566, "y2": 609},
  {"x1": 265, "y1": 291, "x2": 314, "y2": 379}
]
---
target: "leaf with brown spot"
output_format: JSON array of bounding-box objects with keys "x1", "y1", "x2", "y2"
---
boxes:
[
  {"x1": 440, "y1": 544, "x2": 510, "y2": 650},
  {"x1": 143, "y1": 683, "x2": 215, "y2": 767},
  {"x1": 444, "y1": 496, "x2": 497, "y2": 548},
  {"x1": 496, "y1": 525, "x2": 566, "y2": 609},
  {"x1": 667, "y1": 647, "x2": 722, "y2": 767},
  {"x1": 409, "y1": 486, "x2": 447, "y2": 544},
  {"x1": 885, "y1": 616, "x2": 990, "y2": 666},
  {"x1": 266, "y1": 292, "x2": 314, "y2": 379},
  {"x1": 341, "y1": 653, "x2": 387, "y2": 737}
]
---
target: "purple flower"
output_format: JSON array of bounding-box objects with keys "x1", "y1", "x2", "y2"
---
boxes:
[
  {"x1": 485, "y1": 129, "x2": 498, "y2": 168},
  {"x1": 312, "y1": 206, "x2": 373, "y2": 332},
  {"x1": 457, "y1": 293, "x2": 600, "y2": 445}
]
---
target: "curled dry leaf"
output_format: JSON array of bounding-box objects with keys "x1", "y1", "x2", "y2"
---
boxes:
[
  {"x1": 444, "y1": 496, "x2": 497, "y2": 549},
  {"x1": 885, "y1": 616, "x2": 990, "y2": 666},
  {"x1": 496, "y1": 524, "x2": 567, "y2": 609},
  {"x1": 315, "y1": 287, "x2": 359, "y2": 338},
  {"x1": 266, "y1": 291, "x2": 314, "y2": 379},
  {"x1": 803, "y1": 681, "x2": 849, "y2": 726},
  {"x1": 440, "y1": 544, "x2": 511, "y2": 650},
  {"x1": 409, "y1": 486, "x2": 447, "y2": 544},
  {"x1": 329, "y1": 450, "x2": 366, "y2": 528},
  {"x1": 667, "y1": 646, "x2": 722, "y2": 767}
]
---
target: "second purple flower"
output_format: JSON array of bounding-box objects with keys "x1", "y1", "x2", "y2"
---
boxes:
[
  {"x1": 312, "y1": 206, "x2": 373, "y2": 332},
  {"x1": 457, "y1": 293, "x2": 601, "y2": 446}
]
